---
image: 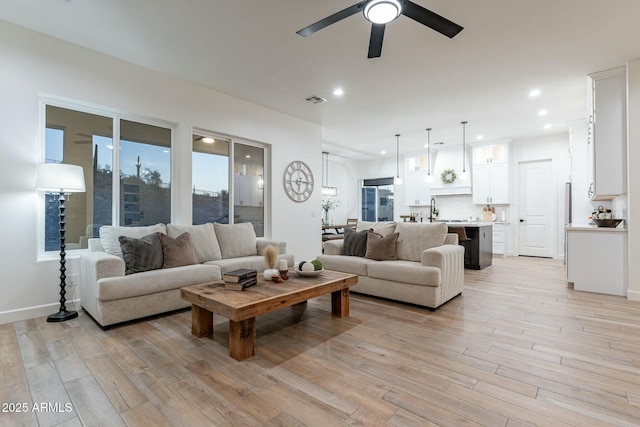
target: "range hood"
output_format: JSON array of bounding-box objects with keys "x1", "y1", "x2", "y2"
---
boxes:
[{"x1": 429, "y1": 146, "x2": 472, "y2": 196}]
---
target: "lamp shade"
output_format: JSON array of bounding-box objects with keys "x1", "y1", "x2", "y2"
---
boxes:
[{"x1": 35, "y1": 163, "x2": 86, "y2": 193}]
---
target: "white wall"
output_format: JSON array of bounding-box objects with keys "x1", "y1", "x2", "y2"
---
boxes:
[
  {"x1": 0, "y1": 21, "x2": 323, "y2": 323},
  {"x1": 627, "y1": 57, "x2": 640, "y2": 301}
]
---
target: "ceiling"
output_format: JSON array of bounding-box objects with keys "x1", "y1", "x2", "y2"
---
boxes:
[{"x1": 3, "y1": 1, "x2": 640, "y2": 159}]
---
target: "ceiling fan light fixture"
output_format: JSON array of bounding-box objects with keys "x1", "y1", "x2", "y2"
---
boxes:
[{"x1": 364, "y1": 0, "x2": 402, "y2": 24}]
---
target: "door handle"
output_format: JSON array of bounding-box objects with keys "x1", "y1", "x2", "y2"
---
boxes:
[{"x1": 520, "y1": 219, "x2": 525, "y2": 223}]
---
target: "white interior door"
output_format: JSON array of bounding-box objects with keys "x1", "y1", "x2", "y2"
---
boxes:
[{"x1": 518, "y1": 160, "x2": 554, "y2": 257}]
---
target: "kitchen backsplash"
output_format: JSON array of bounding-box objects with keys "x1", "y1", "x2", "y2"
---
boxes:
[{"x1": 425, "y1": 195, "x2": 510, "y2": 222}]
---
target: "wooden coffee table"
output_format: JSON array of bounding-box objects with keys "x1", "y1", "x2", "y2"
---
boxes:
[{"x1": 180, "y1": 269, "x2": 358, "y2": 360}]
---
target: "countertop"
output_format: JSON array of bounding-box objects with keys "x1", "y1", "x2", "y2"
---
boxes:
[
  {"x1": 436, "y1": 221, "x2": 495, "y2": 228},
  {"x1": 565, "y1": 223, "x2": 627, "y2": 233}
]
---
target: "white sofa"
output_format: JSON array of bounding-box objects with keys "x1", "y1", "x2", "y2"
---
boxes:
[
  {"x1": 79, "y1": 222, "x2": 293, "y2": 327},
  {"x1": 318, "y1": 221, "x2": 464, "y2": 309}
]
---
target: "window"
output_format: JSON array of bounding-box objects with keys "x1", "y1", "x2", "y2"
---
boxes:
[
  {"x1": 192, "y1": 134, "x2": 267, "y2": 236},
  {"x1": 43, "y1": 104, "x2": 173, "y2": 252},
  {"x1": 361, "y1": 178, "x2": 395, "y2": 222},
  {"x1": 192, "y1": 134, "x2": 230, "y2": 224},
  {"x1": 119, "y1": 120, "x2": 171, "y2": 226}
]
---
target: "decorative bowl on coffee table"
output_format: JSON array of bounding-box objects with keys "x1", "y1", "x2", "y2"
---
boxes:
[{"x1": 294, "y1": 268, "x2": 324, "y2": 277}]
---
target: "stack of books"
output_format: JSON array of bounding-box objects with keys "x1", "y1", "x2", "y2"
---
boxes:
[{"x1": 223, "y1": 268, "x2": 258, "y2": 291}]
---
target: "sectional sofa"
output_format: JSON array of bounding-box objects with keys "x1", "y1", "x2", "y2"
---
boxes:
[
  {"x1": 79, "y1": 222, "x2": 293, "y2": 327},
  {"x1": 318, "y1": 221, "x2": 464, "y2": 309}
]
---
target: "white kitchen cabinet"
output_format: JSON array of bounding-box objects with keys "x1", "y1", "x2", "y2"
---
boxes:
[
  {"x1": 472, "y1": 161, "x2": 509, "y2": 204},
  {"x1": 404, "y1": 152, "x2": 432, "y2": 205},
  {"x1": 473, "y1": 143, "x2": 507, "y2": 165},
  {"x1": 587, "y1": 66, "x2": 627, "y2": 200},
  {"x1": 404, "y1": 172, "x2": 431, "y2": 206},
  {"x1": 472, "y1": 142, "x2": 510, "y2": 205},
  {"x1": 566, "y1": 226, "x2": 627, "y2": 296},
  {"x1": 492, "y1": 223, "x2": 509, "y2": 256}
]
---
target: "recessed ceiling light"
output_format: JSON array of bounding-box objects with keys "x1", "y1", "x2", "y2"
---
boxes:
[
  {"x1": 529, "y1": 89, "x2": 541, "y2": 97},
  {"x1": 544, "y1": 123, "x2": 552, "y2": 129},
  {"x1": 538, "y1": 109, "x2": 548, "y2": 116},
  {"x1": 333, "y1": 88, "x2": 344, "y2": 96},
  {"x1": 381, "y1": 150, "x2": 386, "y2": 155},
  {"x1": 202, "y1": 137, "x2": 215, "y2": 144},
  {"x1": 245, "y1": 155, "x2": 251, "y2": 158},
  {"x1": 476, "y1": 135, "x2": 484, "y2": 140}
]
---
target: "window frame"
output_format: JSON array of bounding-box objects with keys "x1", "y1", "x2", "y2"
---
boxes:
[
  {"x1": 191, "y1": 128, "x2": 271, "y2": 237},
  {"x1": 37, "y1": 95, "x2": 177, "y2": 259}
]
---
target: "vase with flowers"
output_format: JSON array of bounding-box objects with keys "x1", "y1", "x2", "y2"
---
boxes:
[{"x1": 321, "y1": 198, "x2": 340, "y2": 225}]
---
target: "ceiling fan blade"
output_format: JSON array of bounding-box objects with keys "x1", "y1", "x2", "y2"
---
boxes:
[
  {"x1": 367, "y1": 24, "x2": 385, "y2": 58},
  {"x1": 401, "y1": 0, "x2": 463, "y2": 38},
  {"x1": 297, "y1": 1, "x2": 366, "y2": 37}
]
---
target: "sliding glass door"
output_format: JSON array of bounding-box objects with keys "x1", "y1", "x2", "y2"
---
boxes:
[{"x1": 361, "y1": 178, "x2": 394, "y2": 222}]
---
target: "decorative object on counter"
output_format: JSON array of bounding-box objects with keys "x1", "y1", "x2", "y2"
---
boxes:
[
  {"x1": 321, "y1": 197, "x2": 340, "y2": 225},
  {"x1": 593, "y1": 218, "x2": 623, "y2": 228},
  {"x1": 441, "y1": 168, "x2": 457, "y2": 184},
  {"x1": 460, "y1": 121, "x2": 468, "y2": 180},
  {"x1": 262, "y1": 244, "x2": 280, "y2": 280},
  {"x1": 394, "y1": 133, "x2": 403, "y2": 185},
  {"x1": 481, "y1": 205, "x2": 496, "y2": 222}
]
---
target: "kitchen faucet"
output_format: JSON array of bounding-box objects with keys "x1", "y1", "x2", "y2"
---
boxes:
[{"x1": 430, "y1": 197, "x2": 436, "y2": 223}]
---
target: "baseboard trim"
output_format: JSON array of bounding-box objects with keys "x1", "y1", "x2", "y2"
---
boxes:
[
  {"x1": 0, "y1": 298, "x2": 81, "y2": 325},
  {"x1": 627, "y1": 289, "x2": 640, "y2": 301}
]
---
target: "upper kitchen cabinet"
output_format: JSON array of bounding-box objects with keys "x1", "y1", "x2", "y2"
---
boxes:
[
  {"x1": 472, "y1": 140, "x2": 510, "y2": 205},
  {"x1": 587, "y1": 66, "x2": 627, "y2": 200},
  {"x1": 404, "y1": 151, "x2": 434, "y2": 205}
]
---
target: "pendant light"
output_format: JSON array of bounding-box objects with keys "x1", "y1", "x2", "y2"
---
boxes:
[
  {"x1": 460, "y1": 121, "x2": 468, "y2": 180},
  {"x1": 394, "y1": 134, "x2": 402, "y2": 185},
  {"x1": 322, "y1": 151, "x2": 337, "y2": 196},
  {"x1": 425, "y1": 128, "x2": 433, "y2": 183}
]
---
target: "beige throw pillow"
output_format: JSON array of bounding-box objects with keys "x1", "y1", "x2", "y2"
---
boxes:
[
  {"x1": 213, "y1": 222, "x2": 258, "y2": 259},
  {"x1": 395, "y1": 222, "x2": 447, "y2": 261},
  {"x1": 167, "y1": 223, "x2": 222, "y2": 263}
]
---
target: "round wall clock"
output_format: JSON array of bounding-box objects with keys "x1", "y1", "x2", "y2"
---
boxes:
[{"x1": 283, "y1": 160, "x2": 314, "y2": 202}]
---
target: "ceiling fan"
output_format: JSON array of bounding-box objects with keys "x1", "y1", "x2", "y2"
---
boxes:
[{"x1": 296, "y1": 0, "x2": 463, "y2": 58}]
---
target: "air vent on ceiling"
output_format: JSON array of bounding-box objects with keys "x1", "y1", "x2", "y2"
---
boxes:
[{"x1": 304, "y1": 95, "x2": 327, "y2": 104}]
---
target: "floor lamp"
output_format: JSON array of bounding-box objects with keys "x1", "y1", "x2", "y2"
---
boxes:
[{"x1": 36, "y1": 163, "x2": 86, "y2": 322}]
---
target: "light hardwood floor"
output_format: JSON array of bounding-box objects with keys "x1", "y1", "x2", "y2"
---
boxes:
[{"x1": 2, "y1": 256, "x2": 640, "y2": 426}]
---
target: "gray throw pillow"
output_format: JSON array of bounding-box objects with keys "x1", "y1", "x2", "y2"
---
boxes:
[
  {"x1": 365, "y1": 231, "x2": 399, "y2": 261},
  {"x1": 160, "y1": 232, "x2": 198, "y2": 269},
  {"x1": 118, "y1": 232, "x2": 164, "y2": 275},
  {"x1": 342, "y1": 227, "x2": 369, "y2": 257}
]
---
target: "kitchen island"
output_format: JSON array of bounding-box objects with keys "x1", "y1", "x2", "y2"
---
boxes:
[{"x1": 438, "y1": 221, "x2": 493, "y2": 270}]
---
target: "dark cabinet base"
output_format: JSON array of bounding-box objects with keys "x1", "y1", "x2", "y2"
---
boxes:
[{"x1": 450, "y1": 225, "x2": 492, "y2": 270}]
